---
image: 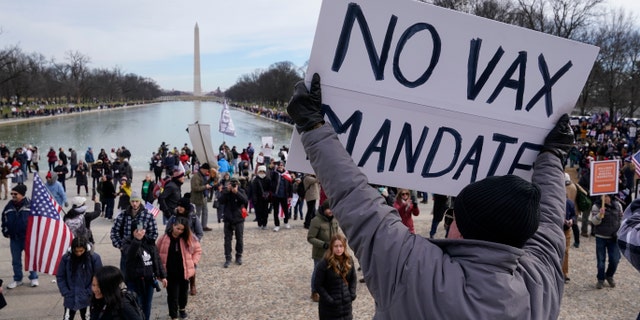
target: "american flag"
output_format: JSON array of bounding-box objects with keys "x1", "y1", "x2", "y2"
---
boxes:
[
  {"x1": 145, "y1": 201, "x2": 161, "y2": 218},
  {"x1": 632, "y1": 151, "x2": 640, "y2": 178},
  {"x1": 25, "y1": 174, "x2": 73, "y2": 275}
]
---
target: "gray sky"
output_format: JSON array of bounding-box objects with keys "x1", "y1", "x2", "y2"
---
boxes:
[{"x1": 0, "y1": 0, "x2": 637, "y2": 92}]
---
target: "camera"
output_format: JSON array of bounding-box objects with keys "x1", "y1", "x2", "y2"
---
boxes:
[
  {"x1": 152, "y1": 277, "x2": 161, "y2": 292},
  {"x1": 230, "y1": 181, "x2": 238, "y2": 188}
]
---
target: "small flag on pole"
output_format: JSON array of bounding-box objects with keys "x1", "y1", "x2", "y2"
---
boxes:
[
  {"x1": 219, "y1": 101, "x2": 236, "y2": 137},
  {"x1": 145, "y1": 201, "x2": 161, "y2": 218},
  {"x1": 631, "y1": 151, "x2": 640, "y2": 178},
  {"x1": 26, "y1": 174, "x2": 73, "y2": 275}
]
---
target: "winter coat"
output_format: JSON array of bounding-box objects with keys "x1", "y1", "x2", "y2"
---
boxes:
[
  {"x1": 307, "y1": 211, "x2": 341, "y2": 260},
  {"x1": 590, "y1": 199, "x2": 623, "y2": 238},
  {"x1": 618, "y1": 198, "x2": 640, "y2": 271},
  {"x1": 300, "y1": 124, "x2": 566, "y2": 319},
  {"x1": 157, "y1": 233, "x2": 202, "y2": 280},
  {"x1": 314, "y1": 258, "x2": 357, "y2": 320},
  {"x1": 158, "y1": 180, "x2": 182, "y2": 219},
  {"x1": 393, "y1": 199, "x2": 420, "y2": 234},
  {"x1": 110, "y1": 206, "x2": 158, "y2": 249},
  {"x1": 303, "y1": 174, "x2": 319, "y2": 202},
  {"x1": 122, "y1": 237, "x2": 166, "y2": 284},
  {"x1": 64, "y1": 203, "x2": 101, "y2": 242},
  {"x1": 250, "y1": 176, "x2": 271, "y2": 205},
  {"x1": 46, "y1": 177, "x2": 67, "y2": 206},
  {"x1": 90, "y1": 290, "x2": 144, "y2": 320},
  {"x1": 56, "y1": 248, "x2": 103, "y2": 310},
  {"x1": 190, "y1": 171, "x2": 208, "y2": 206},
  {"x1": 76, "y1": 162, "x2": 89, "y2": 186},
  {"x1": 1, "y1": 198, "x2": 30, "y2": 239},
  {"x1": 219, "y1": 187, "x2": 248, "y2": 224}
]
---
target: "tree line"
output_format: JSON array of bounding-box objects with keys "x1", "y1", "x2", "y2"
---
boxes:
[
  {"x1": 0, "y1": 48, "x2": 161, "y2": 106},
  {"x1": 3, "y1": 0, "x2": 638, "y2": 119},
  {"x1": 226, "y1": 0, "x2": 640, "y2": 119}
]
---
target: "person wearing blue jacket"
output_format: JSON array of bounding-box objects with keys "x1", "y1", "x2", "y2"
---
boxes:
[
  {"x1": 1, "y1": 184, "x2": 38, "y2": 289},
  {"x1": 287, "y1": 74, "x2": 573, "y2": 319},
  {"x1": 56, "y1": 237, "x2": 103, "y2": 320}
]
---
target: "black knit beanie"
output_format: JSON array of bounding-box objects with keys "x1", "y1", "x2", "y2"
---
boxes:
[
  {"x1": 177, "y1": 197, "x2": 191, "y2": 213},
  {"x1": 454, "y1": 175, "x2": 541, "y2": 248}
]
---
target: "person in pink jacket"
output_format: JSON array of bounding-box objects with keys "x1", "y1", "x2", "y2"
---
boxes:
[
  {"x1": 393, "y1": 189, "x2": 420, "y2": 234},
  {"x1": 157, "y1": 216, "x2": 202, "y2": 320}
]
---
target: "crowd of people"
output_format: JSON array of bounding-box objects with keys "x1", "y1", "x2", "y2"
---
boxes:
[{"x1": 5, "y1": 100, "x2": 640, "y2": 319}]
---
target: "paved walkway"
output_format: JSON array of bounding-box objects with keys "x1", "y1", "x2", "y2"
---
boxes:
[{"x1": 1, "y1": 170, "x2": 640, "y2": 319}]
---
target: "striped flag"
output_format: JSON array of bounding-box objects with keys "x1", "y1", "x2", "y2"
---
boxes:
[
  {"x1": 25, "y1": 174, "x2": 73, "y2": 275},
  {"x1": 145, "y1": 201, "x2": 161, "y2": 218},
  {"x1": 632, "y1": 151, "x2": 640, "y2": 178}
]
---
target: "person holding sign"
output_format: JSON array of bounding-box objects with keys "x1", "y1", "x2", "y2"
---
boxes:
[
  {"x1": 589, "y1": 194, "x2": 623, "y2": 289},
  {"x1": 287, "y1": 74, "x2": 573, "y2": 319}
]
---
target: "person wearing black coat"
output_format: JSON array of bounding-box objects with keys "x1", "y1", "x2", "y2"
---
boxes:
[
  {"x1": 159, "y1": 172, "x2": 185, "y2": 224},
  {"x1": 314, "y1": 234, "x2": 357, "y2": 320},
  {"x1": 219, "y1": 176, "x2": 248, "y2": 268},
  {"x1": 122, "y1": 221, "x2": 167, "y2": 320}
]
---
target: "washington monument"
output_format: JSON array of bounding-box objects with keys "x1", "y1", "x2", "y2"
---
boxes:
[{"x1": 194, "y1": 22, "x2": 202, "y2": 96}]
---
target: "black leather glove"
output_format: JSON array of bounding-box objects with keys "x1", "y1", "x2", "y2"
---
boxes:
[
  {"x1": 287, "y1": 73, "x2": 324, "y2": 133},
  {"x1": 541, "y1": 113, "x2": 574, "y2": 160}
]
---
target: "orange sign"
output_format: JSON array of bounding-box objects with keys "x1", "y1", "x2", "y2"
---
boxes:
[{"x1": 590, "y1": 160, "x2": 619, "y2": 196}]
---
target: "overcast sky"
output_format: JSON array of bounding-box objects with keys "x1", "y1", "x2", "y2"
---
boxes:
[{"x1": 0, "y1": 0, "x2": 637, "y2": 92}]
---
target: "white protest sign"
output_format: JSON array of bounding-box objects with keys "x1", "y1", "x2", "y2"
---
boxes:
[{"x1": 287, "y1": 0, "x2": 599, "y2": 196}]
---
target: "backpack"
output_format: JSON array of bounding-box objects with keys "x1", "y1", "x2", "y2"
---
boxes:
[
  {"x1": 575, "y1": 184, "x2": 592, "y2": 212},
  {"x1": 297, "y1": 181, "x2": 306, "y2": 198},
  {"x1": 122, "y1": 290, "x2": 145, "y2": 319}
]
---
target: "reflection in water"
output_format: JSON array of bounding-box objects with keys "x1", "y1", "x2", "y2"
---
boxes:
[{"x1": 0, "y1": 102, "x2": 292, "y2": 170}]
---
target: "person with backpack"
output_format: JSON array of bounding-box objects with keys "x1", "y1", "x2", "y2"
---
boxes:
[
  {"x1": 57, "y1": 237, "x2": 103, "y2": 320},
  {"x1": 90, "y1": 266, "x2": 144, "y2": 320},
  {"x1": 123, "y1": 219, "x2": 167, "y2": 320},
  {"x1": 159, "y1": 171, "x2": 185, "y2": 225},
  {"x1": 64, "y1": 196, "x2": 101, "y2": 243}
]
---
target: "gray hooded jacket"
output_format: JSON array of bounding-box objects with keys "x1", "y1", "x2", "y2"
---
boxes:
[{"x1": 301, "y1": 124, "x2": 565, "y2": 319}]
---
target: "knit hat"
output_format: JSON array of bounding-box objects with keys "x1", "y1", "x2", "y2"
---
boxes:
[
  {"x1": 257, "y1": 165, "x2": 267, "y2": 173},
  {"x1": 130, "y1": 191, "x2": 142, "y2": 202},
  {"x1": 177, "y1": 197, "x2": 191, "y2": 212},
  {"x1": 453, "y1": 175, "x2": 540, "y2": 248},
  {"x1": 200, "y1": 163, "x2": 210, "y2": 170},
  {"x1": 12, "y1": 184, "x2": 27, "y2": 196},
  {"x1": 46, "y1": 171, "x2": 52, "y2": 179}
]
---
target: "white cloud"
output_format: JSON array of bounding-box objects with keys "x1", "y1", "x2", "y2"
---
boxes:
[{"x1": 0, "y1": 0, "x2": 321, "y2": 90}]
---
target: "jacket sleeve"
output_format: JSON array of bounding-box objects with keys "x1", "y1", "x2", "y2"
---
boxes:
[
  {"x1": 301, "y1": 124, "x2": 444, "y2": 310},
  {"x1": 618, "y1": 198, "x2": 640, "y2": 272},
  {"x1": 307, "y1": 219, "x2": 325, "y2": 249},
  {"x1": 522, "y1": 151, "x2": 566, "y2": 310},
  {"x1": 191, "y1": 237, "x2": 202, "y2": 266},
  {"x1": 56, "y1": 255, "x2": 70, "y2": 297},
  {"x1": 110, "y1": 215, "x2": 125, "y2": 249}
]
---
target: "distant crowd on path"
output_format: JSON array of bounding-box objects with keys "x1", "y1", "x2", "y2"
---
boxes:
[
  {"x1": 229, "y1": 103, "x2": 294, "y2": 125},
  {"x1": 0, "y1": 102, "x2": 141, "y2": 120}
]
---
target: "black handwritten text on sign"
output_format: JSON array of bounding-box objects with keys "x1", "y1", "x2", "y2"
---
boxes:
[{"x1": 330, "y1": 3, "x2": 573, "y2": 117}]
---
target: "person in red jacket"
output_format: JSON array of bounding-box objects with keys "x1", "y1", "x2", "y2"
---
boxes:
[{"x1": 393, "y1": 189, "x2": 420, "y2": 234}]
